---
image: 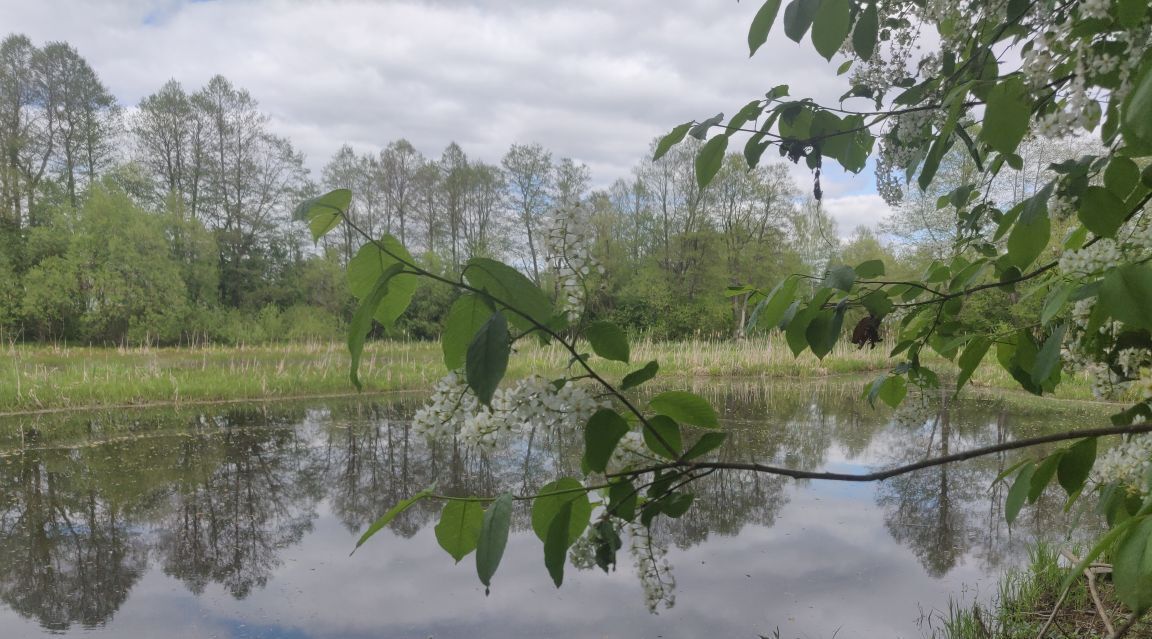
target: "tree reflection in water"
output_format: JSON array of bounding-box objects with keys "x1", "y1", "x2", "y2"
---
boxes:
[{"x1": 0, "y1": 384, "x2": 1115, "y2": 631}]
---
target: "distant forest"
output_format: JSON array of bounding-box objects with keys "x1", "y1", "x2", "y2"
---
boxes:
[{"x1": 0, "y1": 33, "x2": 1051, "y2": 346}]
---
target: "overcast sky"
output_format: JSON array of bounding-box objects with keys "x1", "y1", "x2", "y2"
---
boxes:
[{"x1": 3, "y1": 0, "x2": 891, "y2": 235}]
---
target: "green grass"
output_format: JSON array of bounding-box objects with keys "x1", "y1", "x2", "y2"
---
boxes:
[
  {"x1": 922, "y1": 544, "x2": 1149, "y2": 639},
  {"x1": 0, "y1": 334, "x2": 1104, "y2": 413}
]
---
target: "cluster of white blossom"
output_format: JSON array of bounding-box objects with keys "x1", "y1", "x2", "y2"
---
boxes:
[
  {"x1": 411, "y1": 372, "x2": 605, "y2": 449},
  {"x1": 607, "y1": 430, "x2": 651, "y2": 473},
  {"x1": 628, "y1": 523, "x2": 675, "y2": 612},
  {"x1": 1062, "y1": 297, "x2": 1127, "y2": 399},
  {"x1": 1095, "y1": 434, "x2": 1152, "y2": 495},
  {"x1": 568, "y1": 533, "x2": 598, "y2": 571},
  {"x1": 1050, "y1": 194, "x2": 1077, "y2": 219},
  {"x1": 543, "y1": 202, "x2": 601, "y2": 316},
  {"x1": 1058, "y1": 238, "x2": 1123, "y2": 276},
  {"x1": 1059, "y1": 205, "x2": 1152, "y2": 400},
  {"x1": 1024, "y1": 7, "x2": 1150, "y2": 138},
  {"x1": 1078, "y1": 0, "x2": 1112, "y2": 20}
]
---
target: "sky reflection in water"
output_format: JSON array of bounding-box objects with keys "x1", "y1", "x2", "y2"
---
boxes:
[{"x1": 0, "y1": 382, "x2": 1115, "y2": 638}]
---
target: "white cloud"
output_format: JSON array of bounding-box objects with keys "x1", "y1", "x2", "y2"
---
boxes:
[
  {"x1": 2, "y1": 0, "x2": 873, "y2": 196},
  {"x1": 822, "y1": 193, "x2": 893, "y2": 237}
]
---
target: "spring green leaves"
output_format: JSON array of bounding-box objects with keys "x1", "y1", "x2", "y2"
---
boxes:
[
  {"x1": 649, "y1": 391, "x2": 719, "y2": 428},
  {"x1": 980, "y1": 79, "x2": 1031, "y2": 157},
  {"x1": 1002, "y1": 438, "x2": 1097, "y2": 526},
  {"x1": 476, "y1": 493, "x2": 513, "y2": 591},
  {"x1": 436, "y1": 500, "x2": 485, "y2": 562},
  {"x1": 295, "y1": 188, "x2": 351, "y2": 242},
  {"x1": 346, "y1": 237, "x2": 420, "y2": 390},
  {"x1": 533, "y1": 479, "x2": 593, "y2": 587},
  {"x1": 747, "y1": 0, "x2": 782, "y2": 56},
  {"x1": 585, "y1": 321, "x2": 630, "y2": 363},
  {"x1": 1099, "y1": 264, "x2": 1152, "y2": 331},
  {"x1": 1121, "y1": 52, "x2": 1152, "y2": 150},
  {"x1": 748, "y1": 0, "x2": 878, "y2": 60},
  {"x1": 466, "y1": 312, "x2": 510, "y2": 405}
]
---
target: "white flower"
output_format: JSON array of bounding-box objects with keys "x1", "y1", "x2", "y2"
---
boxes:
[
  {"x1": 412, "y1": 372, "x2": 608, "y2": 449},
  {"x1": 1095, "y1": 434, "x2": 1152, "y2": 495}
]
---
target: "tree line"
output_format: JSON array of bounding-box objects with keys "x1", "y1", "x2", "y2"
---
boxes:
[{"x1": 0, "y1": 33, "x2": 957, "y2": 346}]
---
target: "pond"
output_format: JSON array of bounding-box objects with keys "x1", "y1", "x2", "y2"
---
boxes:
[{"x1": 0, "y1": 381, "x2": 1116, "y2": 638}]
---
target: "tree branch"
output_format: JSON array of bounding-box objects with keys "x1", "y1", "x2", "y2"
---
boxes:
[{"x1": 609, "y1": 423, "x2": 1152, "y2": 483}]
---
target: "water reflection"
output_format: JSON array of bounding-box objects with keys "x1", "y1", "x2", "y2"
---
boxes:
[{"x1": 0, "y1": 384, "x2": 1115, "y2": 636}]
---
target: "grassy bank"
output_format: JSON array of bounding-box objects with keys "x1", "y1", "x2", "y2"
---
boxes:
[
  {"x1": 1, "y1": 335, "x2": 1099, "y2": 413},
  {"x1": 922, "y1": 544, "x2": 1148, "y2": 639}
]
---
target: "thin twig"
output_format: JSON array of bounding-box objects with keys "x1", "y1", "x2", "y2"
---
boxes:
[
  {"x1": 1086, "y1": 567, "x2": 1115, "y2": 636},
  {"x1": 1061, "y1": 550, "x2": 1115, "y2": 637}
]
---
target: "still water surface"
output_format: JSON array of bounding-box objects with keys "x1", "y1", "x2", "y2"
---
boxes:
[{"x1": 0, "y1": 382, "x2": 1115, "y2": 638}]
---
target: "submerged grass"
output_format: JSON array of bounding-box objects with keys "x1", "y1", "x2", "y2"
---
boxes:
[
  {"x1": 922, "y1": 544, "x2": 1149, "y2": 639},
  {"x1": 1, "y1": 333, "x2": 1101, "y2": 413}
]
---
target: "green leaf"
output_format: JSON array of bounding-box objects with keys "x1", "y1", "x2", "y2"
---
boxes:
[
  {"x1": 348, "y1": 262, "x2": 405, "y2": 391},
  {"x1": 782, "y1": 0, "x2": 819, "y2": 43},
  {"x1": 643, "y1": 415, "x2": 683, "y2": 459},
  {"x1": 543, "y1": 500, "x2": 573, "y2": 587},
  {"x1": 689, "y1": 113, "x2": 725, "y2": 140},
  {"x1": 1057, "y1": 437, "x2": 1097, "y2": 496},
  {"x1": 785, "y1": 302, "x2": 814, "y2": 355},
  {"x1": 1031, "y1": 323, "x2": 1066, "y2": 387},
  {"x1": 811, "y1": 0, "x2": 849, "y2": 60},
  {"x1": 1005, "y1": 462, "x2": 1035, "y2": 526},
  {"x1": 918, "y1": 131, "x2": 951, "y2": 191},
  {"x1": 531, "y1": 478, "x2": 591, "y2": 545},
  {"x1": 861, "y1": 291, "x2": 894, "y2": 318},
  {"x1": 805, "y1": 308, "x2": 844, "y2": 359},
  {"x1": 347, "y1": 236, "x2": 419, "y2": 326},
  {"x1": 1118, "y1": 0, "x2": 1147, "y2": 27},
  {"x1": 1077, "y1": 186, "x2": 1127, "y2": 238},
  {"x1": 682, "y1": 432, "x2": 727, "y2": 460},
  {"x1": 1006, "y1": 210, "x2": 1050, "y2": 270},
  {"x1": 851, "y1": 3, "x2": 878, "y2": 59},
  {"x1": 435, "y1": 500, "x2": 485, "y2": 562},
  {"x1": 993, "y1": 458, "x2": 1033, "y2": 485},
  {"x1": 465, "y1": 312, "x2": 510, "y2": 406},
  {"x1": 442, "y1": 294, "x2": 492, "y2": 369},
  {"x1": 980, "y1": 79, "x2": 1030, "y2": 156},
  {"x1": 748, "y1": 0, "x2": 783, "y2": 56},
  {"x1": 476, "y1": 493, "x2": 513, "y2": 590},
  {"x1": 660, "y1": 493, "x2": 695, "y2": 518},
  {"x1": 583, "y1": 409, "x2": 630, "y2": 473},
  {"x1": 695, "y1": 135, "x2": 729, "y2": 189},
  {"x1": 1100, "y1": 264, "x2": 1152, "y2": 330},
  {"x1": 823, "y1": 264, "x2": 856, "y2": 291},
  {"x1": 1113, "y1": 517, "x2": 1152, "y2": 614},
  {"x1": 621, "y1": 360, "x2": 660, "y2": 391},
  {"x1": 295, "y1": 188, "x2": 351, "y2": 241},
  {"x1": 585, "y1": 321, "x2": 630, "y2": 363},
  {"x1": 854, "y1": 259, "x2": 885, "y2": 278},
  {"x1": 1028, "y1": 453, "x2": 1062, "y2": 503},
  {"x1": 1105, "y1": 156, "x2": 1141, "y2": 198},
  {"x1": 1041, "y1": 284, "x2": 1074, "y2": 326},
  {"x1": 608, "y1": 479, "x2": 638, "y2": 520},
  {"x1": 875, "y1": 377, "x2": 903, "y2": 407},
  {"x1": 1122, "y1": 53, "x2": 1152, "y2": 148},
  {"x1": 749, "y1": 277, "x2": 799, "y2": 331},
  {"x1": 654, "y1": 122, "x2": 692, "y2": 161},
  {"x1": 354, "y1": 487, "x2": 434, "y2": 551},
  {"x1": 649, "y1": 391, "x2": 719, "y2": 428},
  {"x1": 464, "y1": 258, "x2": 556, "y2": 334}
]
